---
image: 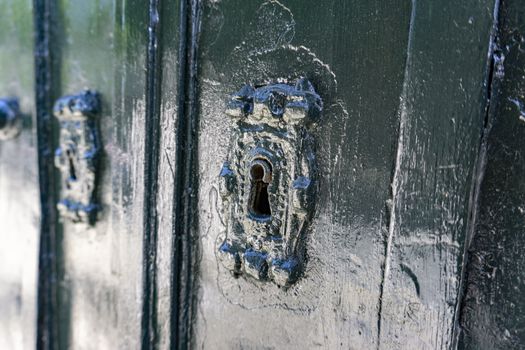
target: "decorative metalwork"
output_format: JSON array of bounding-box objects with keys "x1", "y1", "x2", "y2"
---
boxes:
[
  {"x1": 54, "y1": 90, "x2": 101, "y2": 224},
  {"x1": 0, "y1": 98, "x2": 21, "y2": 140},
  {"x1": 218, "y1": 78, "x2": 323, "y2": 287}
]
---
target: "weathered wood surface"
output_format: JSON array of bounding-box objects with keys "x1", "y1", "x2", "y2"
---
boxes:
[
  {"x1": 3, "y1": 0, "x2": 521, "y2": 349},
  {"x1": 0, "y1": 1, "x2": 39, "y2": 349},
  {"x1": 194, "y1": 0, "x2": 409, "y2": 348},
  {"x1": 379, "y1": 0, "x2": 498, "y2": 349},
  {"x1": 193, "y1": 0, "x2": 498, "y2": 349},
  {"x1": 459, "y1": 0, "x2": 525, "y2": 348}
]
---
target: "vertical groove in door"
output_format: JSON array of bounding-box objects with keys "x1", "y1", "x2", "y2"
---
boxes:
[
  {"x1": 141, "y1": 0, "x2": 163, "y2": 348},
  {"x1": 452, "y1": 0, "x2": 502, "y2": 346},
  {"x1": 34, "y1": 0, "x2": 60, "y2": 348},
  {"x1": 170, "y1": 0, "x2": 200, "y2": 348},
  {"x1": 378, "y1": 0, "x2": 502, "y2": 347},
  {"x1": 377, "y1": 1, "x2": 417, "y2": 347}
]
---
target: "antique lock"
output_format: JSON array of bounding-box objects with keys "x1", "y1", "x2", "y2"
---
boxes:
[
  {"x1": 54, "y1": 90, "x2": 101, "y2": 224},
  {"x1": 218, "y1": 78, "x2": 323, "y2": 287},
  {"x1": 0, "y1": 98, "x2": 21, "y2": 140}
]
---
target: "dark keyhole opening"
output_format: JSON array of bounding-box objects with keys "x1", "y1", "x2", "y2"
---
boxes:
[
  {"x1": 66, "y1": 149, "x2": 77, "y2": 181},
  {"x1": 249, "y1": 162, "x2": 271, "y2": 218}
]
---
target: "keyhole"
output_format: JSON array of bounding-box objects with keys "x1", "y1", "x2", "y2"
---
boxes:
[
  {"x1": 66, "y1": 149, "x2": 77, "y2": 181},
  {"x1": 248, "y1": 159, "x2": 272, "y2": 219}
]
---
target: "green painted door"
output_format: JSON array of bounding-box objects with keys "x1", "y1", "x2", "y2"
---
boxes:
[{"x1": 0, "y1": 0, "x2": 523, "y2": 349}]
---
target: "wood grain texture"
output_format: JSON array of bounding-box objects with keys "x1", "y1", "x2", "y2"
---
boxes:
[
  {"x1": 379, "y1": 1, "x2": 498, "y2": 349},
  {"x1": 53, "y1": 0, "x2": 149, "y2": 348},
  {"x1": 0, "y1": 1, "x2": 39, "y2": 349},
  {"x1": 459, "y1": 0, "x2": 525, "y2": 348}
]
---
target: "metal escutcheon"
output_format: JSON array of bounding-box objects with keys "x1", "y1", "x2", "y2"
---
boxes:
[{"x1": 217, "y1": 78, "x2": 323, "y2": 288}]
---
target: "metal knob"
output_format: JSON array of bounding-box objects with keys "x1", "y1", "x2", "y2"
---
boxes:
[{"x1": 0, "y1": 98, "x2": 21, "y2": 140}]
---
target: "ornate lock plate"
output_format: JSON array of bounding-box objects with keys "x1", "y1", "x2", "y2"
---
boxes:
[
  {"x1": 54, "y1": 90, "x2": 101, "y2": 224},
  {"x1": 218, "y1": 78, "x2": 322, "y2": 287}
]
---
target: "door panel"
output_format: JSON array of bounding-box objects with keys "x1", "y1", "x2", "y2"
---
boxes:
[
  {"x1": 194, "y1": 0, "x2": 410, "y2": 348},
  {"x1": 0, "y1": 1, "x2": 39, "y2": 349},
  {"x1": 192, "y1": 0, "x2": 498, "y2": 349},
  {"x1": 379, "y1": 1, "x2": 497, "y2": 348},
  {"x1": 459, "y1": 0, "x2": 525, "y2": 347},
  {"x1": 53, "y1": 0, "x2": 149, "y2": 348}
]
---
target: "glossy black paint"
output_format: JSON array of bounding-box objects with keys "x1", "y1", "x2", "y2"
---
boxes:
[
  {"x1": 168, "y1": 1, "x2": 201, "y2": 348},
  {"x1": 193, "y1": 0, "x2": 502, "y2": 349},
  {"x1": 141, "y1": 0, "x2": 162, "y2": 347},
  {"x1": 34, "y1": 0, "x2": 60, "y2": 348},
  {"x1": 21, "y1": 0, "x2": 525, "y2": 349},
  {"x1": 379, "y1": 0, "x2": 499, "y2": 347},
  {"x1": 459, "y1": 0, "x2": 525, "y2": 347},
  {"x1": 194, "y1": 0, "x2": 408, "y2": 348}
]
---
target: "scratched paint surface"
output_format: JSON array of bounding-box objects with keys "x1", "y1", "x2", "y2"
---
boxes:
[
  {"x1": 195, "y1": 0, "x2": 410, "y2": 348},
  {"x1": 0, "y1": 0, "x2": 515, "y2": 348},
  {"x1": 193, "y1": 0, "x2": 500, "y2": 349},
  {"x1": 54, "y1": 0, "x2": 148, "y2": 348},
  {"x1": 459, "y1": 0, "x2": 525, "y2": 347},
  {"x1": 0, "y1": 1, "x2": 38, "y2": 349},
  {"x1": 378, "y1": 1, "x2": 497, "y2": 349}
]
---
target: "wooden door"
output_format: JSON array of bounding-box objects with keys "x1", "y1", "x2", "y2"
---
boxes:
[
  {"x1": 190, "y1": 0, "x2": 497, "y2": 349},
  {"x1": 1, "y1": 0, "x2": 523, "y2": 349}
]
